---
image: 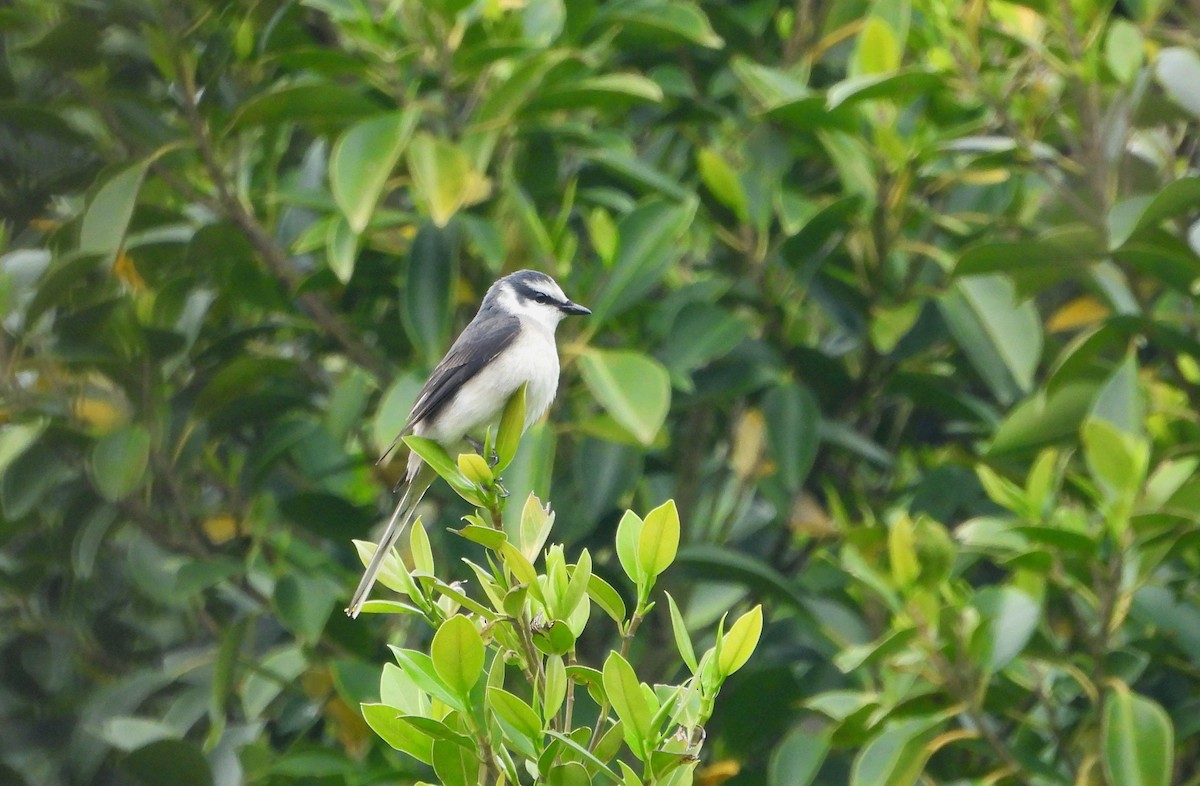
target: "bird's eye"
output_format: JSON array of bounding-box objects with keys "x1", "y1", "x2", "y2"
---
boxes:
[{"x1": 534, "y1": 294, "x2": 551, "y2": 304}]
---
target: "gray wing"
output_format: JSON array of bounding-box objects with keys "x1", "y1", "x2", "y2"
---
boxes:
[{"x1": 377, "y1": 314, "x2": 522, "y2": 463}]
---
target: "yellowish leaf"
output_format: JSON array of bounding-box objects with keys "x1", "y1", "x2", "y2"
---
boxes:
[
  {"x1": 730, "y1": 408, "x2": 766, "y2": 480},
  {"x1": 697, "y1": 760, "x2": 740, "y2": 786},
  {"x1": 113, "y1": 250, "x2": 148, "y2": 292},
  {"x1": 202, "y1": 514, "x2": 241, "y2": 544},
  {"x1": 1047, "y1": 296, "x2": 1110, "y2": 333}
]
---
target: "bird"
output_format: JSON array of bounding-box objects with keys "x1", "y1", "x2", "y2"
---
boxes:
[{"x1": 346, "y1": 269, "x2": 590, "y2": 617}]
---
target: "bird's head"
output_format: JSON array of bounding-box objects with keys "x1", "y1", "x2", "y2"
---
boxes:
[{"x1": 484, "y1": 270, "x2": 590, "y2": 330}]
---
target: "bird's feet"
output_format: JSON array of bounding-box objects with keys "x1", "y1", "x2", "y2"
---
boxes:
[{"x1": 466, "y1": 437, "x2": 500, "y2": 467}]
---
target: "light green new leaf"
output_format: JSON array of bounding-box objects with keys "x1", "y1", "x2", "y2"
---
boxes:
[
  {"x1": 717, "y1": 605, "x2": 762, "y2": 677},
  {"x1": 430, "y1": 616, "x2": 485, "y2": 697},
  {"x1": 887, "y1": 515, "x2": 919, "y2": 587},
  {"x1": 587, "y1": 574, "x2": 627, "y2": 625},
  {"x1": 361, "y1": 704, "x2": 434, "y2": 763},
  {"x1": 90, "y1": 424, "x2": 151, "y2": 501},
  {"x1": 544, "y1": 654, "x2": 567, "y2": 722},
  {"x1": 664, "y1": 593, "x2": 697, "y2": 673},
  {"x1": 602, "y1": 651, "x2": 652, "y2": 760},
  {"x1": 1103, "y1": 682, "x2": 1173, "y2": 786},
  {"x1": 1082, "y1": 418, "x2": 1149, "y2": 508},
  {"x1": 637, "y1": 499, "x2": 680, "y2": 579},
  {"x1": 403, "y1": 436, "x2": 484, "y2": 505},
  {"x1": 579, "y1": 349, "x2": 671, "y2": 445},
  {"x1": 495, "y1": 383, "x2": 528, "y2": 472},
  {"x1": 853, "y1": 16, "x2": 900, "y2": 76},
  {"x1": 1105, "y1": 20, "x2": 1145, "y2": 84},
  {"x1": 615, "y1": 510, "x2": 644, "y2": 586},
  {"x1": 330, "y1": 110, "x2": 419, "y2": 232}
]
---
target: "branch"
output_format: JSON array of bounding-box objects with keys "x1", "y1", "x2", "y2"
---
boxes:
[{"x1": 168, "y1": 45, "x2": 390, "y2": 381}]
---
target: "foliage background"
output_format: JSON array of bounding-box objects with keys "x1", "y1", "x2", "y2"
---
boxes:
[{"x1": 2, "y1": 0, "x2": 1200, "y2": 783}]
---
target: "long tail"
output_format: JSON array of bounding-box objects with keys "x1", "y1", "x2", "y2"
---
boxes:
[{"x1": 346, "y1": 465, "x2": 434, "y2": 618}]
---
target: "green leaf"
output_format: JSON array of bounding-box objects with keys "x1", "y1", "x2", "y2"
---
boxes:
[
  {"x1": 989, "y1": 381, "x2": 1099, "y2": 455},
  {"x1": 80, "y1": 159, "x2": 152, "y2": 265},
  {"x1": 545, "y1": 731, "x2": 624, "y2": 783},
  {"x1": 324, "y1": 214, "x2": 358, "y2": 283},
  {"x1": 1103, "y1": 682, "x2": 1173, "y2": 786},
  {"x1": 717, "y1": 605, "x2": 762, "y2": 677},
  {"x1": 0, "y1": 420, "x2": 47, "y2": 478},
  {"x1": 407, "y1": 133, "x2": 490, "y2": 227},
  {"x1": 940, "y1": 275, "x2": 1043, "y2": 404},
  {"x1": 579, "y1": 349, "x2": 671, "y2": 445},
  {"x1": 122, "y1": 740, "x2": 213, "y2": 786},
  {"x1": 850, "y1": 716, "x2": 942, "y2": 786},
  {"x1": 763, "y1": 382, "x2": 820, "y2": 491},
  {"x1": 664, "y1": 593, "x2": 697, "y2": 673},
  {"x1": 1091, "y1": 353, "x2": 1144, "y2": 435},
  {"x1": 973, "y1": 587, "x2": 1040, "y2": 672},
  {"x1": 361, "y1": 704, "x2": 434, "y2": 763},
  {"x1": 600, "y1": 0, "x2": 724, "y2": 48},
  {"x1": 529, "y1": 73, "x2": 664, "y2": 111},
  {"x1": 495, "y1": 383, "x2": 528, "y2": 472},
  {"x1": 330, "y1": 110, "x2": 419, "y2": 232},
  {"x1": 274, "y1": 574, "x2": 338, "y2": 644},
  {"x1": 547, "y1": 762, "x2": 592, "y2": 786},
  {"x1": 430, "y1": 616, "x2": 485, "y2": 697},
  {"x1": 769, "y1": 726, "x2": 829, "y2": 786},
  {"x1": 602, "y1": 651, "x2": 652, "y2": 760},
  {"x1": 90, "y1": 424, "x2": 151, "y2": 501},
  {"x1": 228, "y1": 84, "x2": 383, "y2": 130},
  {"x1": 402, "y1": 223, "x2": 458, "y2": 366},
  {"x1": 432, "y1": 737, "x2": 480, "y2": 786},
  {"x1": 589, "y1": 200, "x2": 694, "y2": 323},
  {"x1": 697, "y1": 148, "x2": 748, "y2": 222},
  {"x1": 636, "y1": 499, "x2": 680, "y2": 579},
  {"x1": 487, "y1": 687, "x2": 543, "y2": 757}
]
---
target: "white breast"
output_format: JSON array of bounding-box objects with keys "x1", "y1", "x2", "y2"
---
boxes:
[{"x1": 415, "y1": 320, "x2": 560, "y2": 448}]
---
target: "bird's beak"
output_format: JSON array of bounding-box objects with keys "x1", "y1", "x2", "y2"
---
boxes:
[{"x1": 560, "y1": 301, "x2": 591, "y2": 316}]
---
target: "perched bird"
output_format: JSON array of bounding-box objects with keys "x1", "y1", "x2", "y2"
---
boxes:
[{"x1": 347, "y1": 270, "x2": 590, "y2": 617}]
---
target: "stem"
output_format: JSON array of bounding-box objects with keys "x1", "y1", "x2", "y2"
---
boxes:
[
  {"x1": 165, "y1": 33, "x2": 389, "y2": 381},
  {"x1": 588, "y1": 608, "x2": 646, "y2": 751}
]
